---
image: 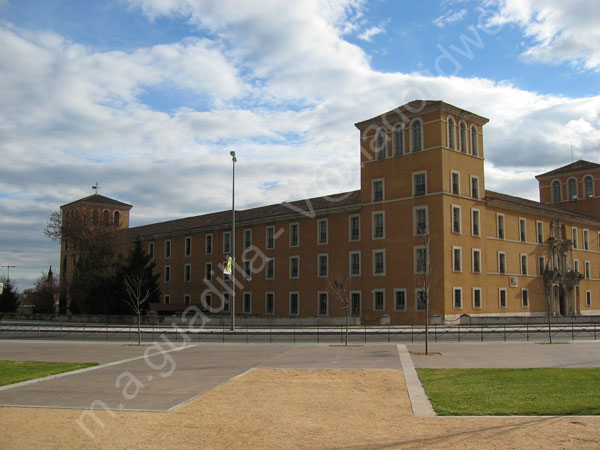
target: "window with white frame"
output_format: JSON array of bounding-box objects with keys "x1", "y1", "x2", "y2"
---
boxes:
[
  {"x1": 349, "y1": 251, "x2": 361, "y2": 276},
  {"x1": 411, "y1": 119, "x2": 422, "y2": 152},
  {"x1": 453, "y1": 287, "x2": 463, "y2": 309},
  {"x1": 318, "y1": 254, "x2": 328, "y2": 278},
  {"x1": 459, "y1": 121, "x2": 467, "y2": 153},
  {"x1": 223, "y1": 232, "x2": 231, "y2": 254},
  {"x1": 568, "y1": 178, "x2": 578, "y2": 200},
  {"x1": 586, "y1": 290, "x2": 592, "y2": 307},
  {"x1": 415, "y1": 289, "x2": 427, "y2": 311},
  {"x1": 498, "y1": 252, "x2": 506, "y2": 274},
  {"x1": 520, "y1": 254, "x2": 528, "y2": 275},
  {"x1": 497, "y1": 214, "x2": 505, "y2": 239},
  {"x1": 471, "y1": 175, "x2": 479, "y2": 199},
  {"x1": 265, "y1": 292, "x2": 274, "y2": 314},
  {"x1": 471, "y1": 209, "x2": 480, "y2": 237},
  {"x1": 351, "y1": 292, "x2": 361, "y2": 316},
  {"x1": 372, "y1": 211, "x2": 385, "y2": 239},
  {"x1": 349, "y1": 215, "x2": 360, "y2": 241},
  {"x1": 243, "y1": 260, "x2": 252, "y2": 281},
  {"x1": 522, "y1": 289, "x2": 529, "y2": 308},
  {"x1": 572, "y1": 227, "x2": 578, "y2": 249},
  {"x1": 266, "y1": 226, "x2": 275, "y2": 250},
  {"x1": 203, "y1": 293, "x2": 212, "y2": 309},
  {"x1": 184, "y1": 263, "x2": 191, "y2": 282},
  {"x1": 414, "y1": 206, "x2": 428, "y2": 235},
  {"x1": 184, "y1": 294, "x2": 191, "y2": 305},
  {"x1": 372, "y1": 179, "x2": 384, "y2": 202},
  {"x1": 447, "y1": 117, "x2": 455, "y2": 150},
  {"x1": 373, "y1": 249, "x2": 386, "y2": 275},
  {"x1": 414, "y1": 246, "x2": 428, "y2": 274},
  {"x1": 244, "y1": 229, "x2": 252, "y2": 251},
  {"x1": 538, "y1": 256, "x2": 545, "y2": 276},
  {"x1": 499, "y1": 288, "x2": 507, "y2": 308},
  {"x1": 394, "y1": 289, "x2": 407, "y2": 311},
  {"x1": 473, "y1": 287, "x2": 482, "y2": 309},
  {"x1": 290, "y1": 292, "x2": 299, "y2": 315},
  {"x1": 574, "y1": 259, "x2": 580, "y2": 274},
  {"x1": 205, "y1": 234, "x2": 213, "y2": 255},
  {"x1": 290, "y1": 256, "x2": 299, "y2": 279},
  {"x1": 584, "y1": 175, "x2": 594, "y2": 198},
  {"x1": 552, "y1": 180, "x2": 561, "y2": 202},
  {"x1": 393, "y1": 125, "x2": 404, "y2": 156},
  {"x1": 165, "y1": 239, "x2": 171, "y2": 258},
  {"x1": 164, "y1": 295, "x2": 170, "y2": 305},
  {"x1": 472, "y1": 248, "x2": 481, "y2": 274},
  {"x1": 164, "y1": 265, "x2": 171, "y2": 283},
  {"x1": 452, "y1": 205, "x2": 461, "y2": 234},
  {"x1": 519, "y1": 218, "x2": 526, "y2": 242},
  {"x1": 318, "y1": 291, "x2": 328, "y2": 316},
  {"x1": 375, "y1": 128, "x2": 386, "y2": 160},
  {"x1": 537, "y1": 221, "x2": 544, "y2": 243},
  {"x1": 266, "y1": 258, "x2": 275, "y2": 280},
  {"x1": 585, "y1": 260, "x2": 591, "y2": 279},
  {"x1": 289, "y1": 223, "x2": 299, "y2": 247},
  {"x1": 373, "y1": 290, "x2": 385, "y2": 311},
  {"x1": 413, "y1": 171, "x2": 427, "y2": 197},
  {"x1": 583, "y1": 229, "x2": 589, "y2": 250},
  {"x1": 471, "y1": 125, "x2": 478, "y2": 156},
  {"x1": 451, "y1": 170, "x2": 460, "y2": 195},
  {"x1": 317, "y1": 219, "x2": 328, "y2": 244},
  {"x1": 453, "y1": 246, "x2": 462, "y2": 272},
  {"x1": 205, "y1": 262, "x2": 212, "y2": 281},
  {"x1": 185, "y1": 236, "x2": 192, "y2": 257},
  {"x1": 243, "y1": 292, "x2": 252, "y2": 314}
]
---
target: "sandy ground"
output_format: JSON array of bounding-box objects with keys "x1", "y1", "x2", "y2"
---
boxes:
[{"x1": 1, "y1": 369, "x2": 599, "y2": 449}]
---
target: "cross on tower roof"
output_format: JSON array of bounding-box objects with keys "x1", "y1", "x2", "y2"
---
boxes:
[{"x1": 92, "y1": 182, "x2": 101, "y2": 194}]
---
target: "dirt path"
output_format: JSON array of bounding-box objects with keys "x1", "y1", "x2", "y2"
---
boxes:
[{"x1": 1, "y1": 369, "x2": 599, "y2": 449}]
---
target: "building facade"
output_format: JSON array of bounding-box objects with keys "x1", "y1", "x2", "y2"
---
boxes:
[{"x1": 59, "y1": 101, "x2": 600, "y2": 324}]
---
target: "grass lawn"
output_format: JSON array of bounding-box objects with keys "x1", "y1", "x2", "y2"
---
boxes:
[
  {"x1": 0, "y1": 360, "x2": 97, "y2": 387},
  {"x1": 417, "y1": 368, "x2": 600, "y2": 416}
]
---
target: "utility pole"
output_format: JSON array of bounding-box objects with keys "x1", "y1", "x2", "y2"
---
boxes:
[
  {"x1": 230, "y1": 151, "x2": 237, "y2": 331},
  {"x1": 1, "y1": 265, "x2": 16, "y2": 280}
]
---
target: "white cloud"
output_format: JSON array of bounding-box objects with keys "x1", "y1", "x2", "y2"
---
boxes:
[
  {"x1": 488, "y1": 0, "x2": 600, "y2": 70},
  {"x1": 358, "y1": 25, "x2": 385, "y2": 42},
  {"x1": 433, "y1": 8, "x2": 468, "y2": 28}
]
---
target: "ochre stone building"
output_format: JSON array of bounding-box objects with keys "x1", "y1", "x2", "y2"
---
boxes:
[{"x1": 60, "y1": 101, "x2": 600, "y2": 324}]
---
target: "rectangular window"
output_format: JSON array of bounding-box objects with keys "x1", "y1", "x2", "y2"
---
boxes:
[
  {"x1": 223, "y1": 232, "x2": 231, "y2": 254},
  {"x1": 372, "y1": 212, "x2": 385, "y2": 239},
  {"x1": 451, "y1": 170, "x2": 460, "y2": 195},
  {"x1": 164, "y1": 295, "x2": 170, "y2": 305},
  {"x1": 351, "y1": 292, "x2": 361, "y2": 317},
  {"x1": 583, "y1": 229, "x2": 589, "y2": 250},
  {"x1": 184, "y1": 263, "x2": 191, "y2": 282},
  {"x1": 453, "y1": 246, "x2": 462, "y2": 272},
  {"x1": 373, "y1": 290, "x2": 385, "y2": 311},
  {"x1": 349, "y1": 251, "x2": 361, "y2": 276},
  {"x1": 499, "y1": 288, "x2": 507, "y2": 308},
  {"x1": 473, "y1": 288, "x2": 482, "y2": 309},
  {"x1": 414, "y1": 246, "x2": 428, "y2": 274},
  {"x1": 471, "y1": 209, "x2": 480, "y2": 237},
  {"x1": 472, "y1": 248, "x2": 481, "y2": 274},
  {"x1": 415, "y1": 289, "x2": 427, "y2": 311},
  {"x1": 522, "y1": 289, "x2": 529, "y2": 308},
  {"x1": 205, "y1": 262, "x2": 212, "y2": 281},
  {"x1": 585, "y1": 260, "x2": 591, "y2": 279},
  {"x1": 574, "y1": 259, "x2": 580, "y2": 274},
  {"x1": 244, "y1": 229, "x2": 252, "y2": 251},
  {"x1": 394, "y1": 289, "x2": 407, "y2": 311},
  {"x1": 572, "y1": 227, "x2": 578, "y2": 249},
  {"x1": 266, "y1": 226, "x2": 275, "y2": 250},
  {"x1": 373, "y1": 249, "x2": 386, "y2": 275},
  {"x1": 317, "y1": 219, "x2": 328, "y2": 244},
  {"x1": 243, "y1": 260, "x2": 252, "y2": 281},
  {"x1": 413, "y1": 171, "x2": 427, "y2": 197},
  {"x1": 498, "y1": 252, "x2": 506, "y2": 274},
  {"x1": 289, "y1": 292, "x2": 299, "y2": 315},
  {"x1": 414, "y1": 206, "x2": 428, "y2": 235},
  {"x1": 586, "y1": 290, "x2": 592, "y2": 307},
  {"x1": 519, "y1": 218, "x2": 526, "y2": 242},
  {"x1": 318, "y1": 254, "x2": 328, "y2": 278},
  {"x1": 205, "y1": 234, "x2": 213, "y2": 255},
  {"x1": 265, "y1": 292, "x2": 275, "y2": 314},
  {"x1": 222, "y1": 292, "x2": 230, "y2": 313},
  {"x1": 184, "y1": 294, "x2": 191, "y2": 305},
  {"x1": 318, "y1": 292, "x2": 328, "y2": 316},
  {"x1": 453, "y1": 287, "x2": 462, "y2": 309},
  {"x1": 452, "y1": 205, "x2": 461, "y2": 234},
  {"x1": 289, "y1": 223, "x2": 299, "y2": 247},
  {"x1": 266, "y1": 258, "x2": 275, "y2": 280},
  {"x1": 471, "y1": 175, "x2": 479, "y2": 199},
  {"x1": 185, "y1": 236, "x2": 192, "y2": 257},
  {"x1": 165, "y1": 239, "x2": 171, "y2": 258},
  {"x1": 204, "y1": 293, "x2": 212, "y2": 309},
  {"x1": 497, "y1": 214, "x2": 505, "y2": 239},
  {"x1": 521, "y1": 254, "x2": 528, "y2": 276},
  {"x1": 164, "y1": 265, "x2": 171, "y2": 283},
  {"x1": 372, "y1": 179, "x2": 384, "y2": 202},
  {"x1": 537, "y1": 221, "x2": 544, "y2": 244},
  {"x1": 289, "y1": 256, "x2": 299, "y2": 279},
  {"x1": 538, "y1": 256, "x2": 545, "y2": 276},
  {"x1": 243, "y1": 292, "x2": 252, "y2": 314},
  {"x1": 148, "y1": 242, "x2": 154, "y2": 259},
  {"x1": 349, "y1": 215, "x2": 360, "y2": 241}
]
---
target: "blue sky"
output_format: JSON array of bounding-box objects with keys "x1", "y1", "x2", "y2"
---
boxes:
[{"x1": 1, "y1": 0, "x2": 600, "y2": 289}]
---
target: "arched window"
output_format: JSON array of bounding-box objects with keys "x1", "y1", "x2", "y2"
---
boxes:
[
  {"x1": 411, "y1": 120, "x2": 422, "y2": 152},
  {"x1": 375, "y1": 128, "x2": 386, "y2": 160},
  {"x1": 584, "y1": 175, "x2": 594, "y2": 198},
  {"x1": 459, "y1": 122, "x2": 467, "y2": 153},
  {"x1": 114, "y1": 210, "x2": 121, "y2": 227},
  {"x1": 552, "y1": 180, "x2": 562, "y2": 202},
  {"x1": 447, "y1": 117, "x2": 455, "y2": 150},
  {"x1": 393, "y1": 124, "x2": 404, "y2": 156},
  {"x1": 102, "y1": 209, "x2": 109, "y2": 226},
  {"x1": 471, "y1": 125, "x2": 478, "y2": 157},
  {"x1": 568, "y1": 178, "x2": 577, "y2": 200}
]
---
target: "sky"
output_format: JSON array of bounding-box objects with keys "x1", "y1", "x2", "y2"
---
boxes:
[{"x1": 1, "y1": 0, "x2": 600, "y2": 290}]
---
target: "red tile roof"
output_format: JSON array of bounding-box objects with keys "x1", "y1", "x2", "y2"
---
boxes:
[
  {"x1": 61, "y1": 194, "x2": 132, "y2": 209},
  {"x1": 535, "y1": 160, "x2": 600, "y2": 179}
]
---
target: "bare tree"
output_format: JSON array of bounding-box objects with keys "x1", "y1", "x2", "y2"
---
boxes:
[
  {"x1": 123, "y1": 272, "x2": 150, "y2": 346},
  {"x1": 328, "y1": 271, "x2": 351, "y2": 346}
]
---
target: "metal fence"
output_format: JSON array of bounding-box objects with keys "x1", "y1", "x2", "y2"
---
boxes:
[{"x1": 1, "y1": 322, "x2": 599, "y2": 344}]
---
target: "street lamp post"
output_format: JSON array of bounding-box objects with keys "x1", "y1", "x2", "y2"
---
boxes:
[{"x1": 230, "y1": 151, "x2": 237, "y2": 331}]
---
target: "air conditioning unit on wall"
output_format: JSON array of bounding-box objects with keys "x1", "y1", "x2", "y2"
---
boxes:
[{"x1": 510, "y1": 276, "x2": 518, "y2": 287}]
